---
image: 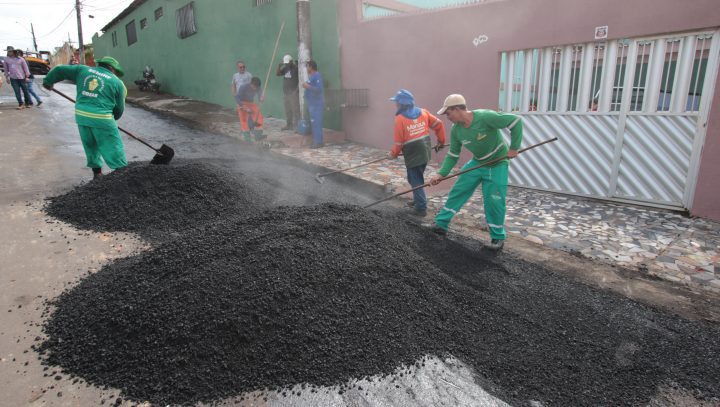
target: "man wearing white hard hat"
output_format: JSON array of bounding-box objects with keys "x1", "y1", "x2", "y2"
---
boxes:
[
  {"x1": 276, "y1": 54, "x2": 300, "y2": 131},
  {"x1": 427, "y1": 94, "x2": 523, "y2": 251}
]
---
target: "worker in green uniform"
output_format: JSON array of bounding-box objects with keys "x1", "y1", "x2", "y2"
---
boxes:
[
  {"x1": 427, "y1": 94, "x2": 523, "y2": 251},
  {"x1": 43, "y1": 56, "x2": 128, "y2": 179}
]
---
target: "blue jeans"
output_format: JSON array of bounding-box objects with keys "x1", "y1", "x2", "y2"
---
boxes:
[
  {"x1": 307, "y1": 103, "x2": 324, "y2": 146},
  {"x1": 406, "y1": 162, "x2": 428, "y2": 211},
  {"x1": 10, "y1": 78, "x2": 31, "y2": 106},
  {"x1": 26, "y1": 81, "x2": 42, "y2": 104}
]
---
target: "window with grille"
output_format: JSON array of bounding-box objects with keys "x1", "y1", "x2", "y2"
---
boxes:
[
  {"x1": 154, "y1": 7, "x2": 163, "y2": 20},
  {"x1": 111, "y1": 31, "x2": 118, "y2": 47},
  {"x1": 140, "y1": 18, "x2": 147, "y2": 30},
  {"x1": 254, "y1": 0, "x2": 272, "y2": 6},
  {"x1": 126, "y1": 20, "x2": 137, "y2": 46},
  {"x1": 176, "y1": 2, "x2": 197, "y2": 39},
  {"x1": 498, "y1": 31, "x2": 716, "y2": 113}
]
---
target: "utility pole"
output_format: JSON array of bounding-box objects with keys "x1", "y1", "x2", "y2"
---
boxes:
[
  {"x1": 76, "y1": 0, "x2": 85, "y2": 64},
  {"x1": 30, "y1": 23, "x2": 38, "y2": 53},
  {"x1": 297, "y1": 0, "x2": 311, "y2": 118}
]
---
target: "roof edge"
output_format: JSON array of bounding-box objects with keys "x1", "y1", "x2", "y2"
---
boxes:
[{"x1": 100, "y1": 0, "x2": 149, "y2": 33}]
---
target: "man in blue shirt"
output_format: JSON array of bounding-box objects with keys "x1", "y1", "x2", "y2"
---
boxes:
[{"x1": 302, "y1": 60, "x2": 325, "y2": 148}]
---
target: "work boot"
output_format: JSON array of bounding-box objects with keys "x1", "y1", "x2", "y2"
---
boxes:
[
  {"x1": 486, "y1": 239, "x2": 504, "y2": 251},
  {"x1": 92, "y1": 168, "x2": 103, "y2": 180},
  {"x1": 422, "y1": 223, "x2": 447, "y2": 236},
  {"x1": 411, "y1": 209, "x2": 427, "y2": 218},
  {"x1": 241, "y1": 131, "x2": 253, "y2": 144},
  {"x1": 253, "y1": 130, "x2": 266, "y2": 142}
]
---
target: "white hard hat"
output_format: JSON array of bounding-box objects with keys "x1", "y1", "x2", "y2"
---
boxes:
[{"x1": 282, "y1": 54, "x2": 292, "y2": 64}]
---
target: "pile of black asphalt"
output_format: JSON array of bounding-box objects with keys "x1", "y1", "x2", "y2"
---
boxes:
[
  {"x1": 44, "y1": 160, "x2": 271, "y2": 241},
  {"x1": 39, "y1": 160, "x2": 720, "y2": 406}
]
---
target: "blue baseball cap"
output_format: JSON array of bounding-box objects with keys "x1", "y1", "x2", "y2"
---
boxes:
[{"x1": 389, "y1": 89, "x2": 415, "y2": 105}]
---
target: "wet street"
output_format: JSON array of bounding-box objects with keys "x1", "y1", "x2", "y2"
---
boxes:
[{"x1": 1, "y1": 82, "x2": 720, "y2": 406}]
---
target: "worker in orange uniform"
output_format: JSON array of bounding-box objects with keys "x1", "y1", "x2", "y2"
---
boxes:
[
  {"x1": 389, "y1": 89, "x2": 446, "y2": 217},
  {"x1": 234, "y1": 76, "x2": 265, "y2": 143}
]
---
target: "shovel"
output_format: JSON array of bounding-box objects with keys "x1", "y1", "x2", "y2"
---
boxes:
[
  {"x1": 52, "y1": 89, "x2": 175, "y2": 165},
  {"x1": 363, "y1": 138, "x2": 558, "y2": 209}
]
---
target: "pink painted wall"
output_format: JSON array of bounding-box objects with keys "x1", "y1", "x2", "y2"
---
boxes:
[
  {"x1": 691, "y1": 66, "x2": 720, "y2": 221},
  {"x1": 338, "y1": 0, "x2": 720, "y2": 220}
]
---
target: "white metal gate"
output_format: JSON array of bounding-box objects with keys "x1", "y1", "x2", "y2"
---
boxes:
[{"x1": 498, "y1": 29, "x2": 720, "y2": 210}]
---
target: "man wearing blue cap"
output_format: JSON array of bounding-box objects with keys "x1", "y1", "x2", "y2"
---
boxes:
[{"x1": 389, "y1": 89, "x2": 446, "y2": 217}]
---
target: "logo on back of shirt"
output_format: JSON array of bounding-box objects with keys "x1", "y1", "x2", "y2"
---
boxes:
[{"x1": 81, "y1": 75, "x2": 105, "y2": 98}]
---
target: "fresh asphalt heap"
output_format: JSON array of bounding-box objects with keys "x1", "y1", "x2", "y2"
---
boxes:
[
  {"x1": 45, "y1": 161, "x2": 270, "y2": 241},
  {"x1": 38, "y1": 161, "x2": 720, "y2": 406}
]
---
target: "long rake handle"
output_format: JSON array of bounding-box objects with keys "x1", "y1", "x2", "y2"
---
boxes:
[
  {"x1": 363, "y1": 137, "x2": 558, "y2": 209},
  {"x1": 320, "y1": 142, "x2": 448, "y2": 178},
  {"x1": 262, "y1": 20, "x2": 285, "y2": 103},
  {"x1": 318, "y1": 155, "x2": 392, "y2": 177},
  {"x1": 52, "y1": 88, "x2": 162, "y2": 154}
]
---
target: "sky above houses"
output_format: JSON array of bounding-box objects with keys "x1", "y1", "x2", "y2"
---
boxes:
[{"x1": 0, "y1": 0, "x2": 134, "y2": 53}]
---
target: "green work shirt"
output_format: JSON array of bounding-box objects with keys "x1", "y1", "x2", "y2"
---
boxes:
[
  {"x1": 438, "y1": 110, "x2": 523, "y2": 177},
  {"x1": 44, "y1": 65, "x2": 126, "y2": 130}
]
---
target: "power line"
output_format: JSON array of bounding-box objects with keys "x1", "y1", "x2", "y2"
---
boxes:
[
  {"x1": 37, "y1": 6, "x2": 76, "y2": 39},
  {"x1": 82, "y1": 0, "x2": 132, "y2": 11},
  {"x1": 0, "y1": 2, "x2": 69, "y2": 4}
]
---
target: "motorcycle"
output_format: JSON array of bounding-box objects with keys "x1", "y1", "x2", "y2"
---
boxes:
[{"x1": 134, "y1": 66, "x2": 160, "y2": 93}]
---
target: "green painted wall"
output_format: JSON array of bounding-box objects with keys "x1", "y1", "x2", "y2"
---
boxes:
[{"x1": 92, "y1": 0, "x2": 342, "y2": 130}]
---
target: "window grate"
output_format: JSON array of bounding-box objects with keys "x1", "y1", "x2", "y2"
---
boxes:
[
  {"x1": 325, "y1": 89, "x2": 369, "y2": 109},
  {"x1": 154, "y1": 7, "x2": 163, "y2": 20},
  {"x1": 499, "y1": 31, "x2": 717, "y2": 113},
  {"x1": 126, "y1": 20, "x2": 137, "y2": 46},
  {"x1": 140, "y1": 18, "x2": 147, "y2": 30},
  {"x1": 253, "y1": 0, "x2": 272, "y2": 6},
  {"x1": 176, "y1": 2, "x2": 197, "y2": 39},
  {"x1": 111, "y1": 31, "x2": 118, "y2": 47}
]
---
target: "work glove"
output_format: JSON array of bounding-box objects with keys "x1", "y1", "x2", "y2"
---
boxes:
[{"x1": 433, "y1": 143, "x2": 445, "y2": 153}]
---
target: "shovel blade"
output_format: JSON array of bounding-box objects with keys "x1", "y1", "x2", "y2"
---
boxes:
[{"x1": 150, "y1": 144, "x2": 175, "y2": 165}]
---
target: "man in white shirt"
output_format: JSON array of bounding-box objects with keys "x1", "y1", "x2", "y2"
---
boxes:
[{"x1": 231, "y1": 61, "x2": 252, "y2": 98}]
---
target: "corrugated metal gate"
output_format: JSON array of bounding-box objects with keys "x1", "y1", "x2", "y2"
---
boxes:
[{"x1": 499, "y1": 29, "x2": 720, "y2": 210}]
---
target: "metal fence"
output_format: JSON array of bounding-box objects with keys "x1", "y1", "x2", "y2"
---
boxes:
[{"x1": 498, "y1": 29, "x2": 720, "y2": 210}]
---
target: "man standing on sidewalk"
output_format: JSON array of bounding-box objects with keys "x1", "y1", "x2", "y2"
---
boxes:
[
  {"x1": 276, "y1": 54, "x2": 300, "y2": 131},
  {"x1": 3, "y1": 48, "x2": 32, "y2": 110},
  {"x1": 427, "y1": 94, "x2": 522, "y2": 251},
  {"x1": 302, "y1": 60, "x2": 325, "y2": 149},
  {"x1": 43, "y1": 57, "x2": 128, "y2": 179},
  {"x1": 231, "y1": 61, "x2": 252, "y2": 99},
  {"x1": 388, "y1": 89, "x2": 446, "y2": 217}
]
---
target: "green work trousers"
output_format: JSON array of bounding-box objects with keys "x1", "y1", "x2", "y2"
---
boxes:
[
  {"x1": 78, "y1": 125, "x2": 128, "y2": 170},
  {"x1": 434, "y1": 159, "x2": 508, "y2": 240}
]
